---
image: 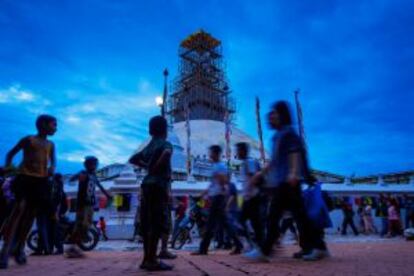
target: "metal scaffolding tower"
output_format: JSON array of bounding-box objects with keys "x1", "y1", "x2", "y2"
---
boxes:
[{"x1": 168, "y1": 30, "x2": 235, "y2": 123}]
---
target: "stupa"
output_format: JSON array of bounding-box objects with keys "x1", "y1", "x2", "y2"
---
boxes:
[{"x1": 137, "y1": 30, "x2": 266, "y2": 181}]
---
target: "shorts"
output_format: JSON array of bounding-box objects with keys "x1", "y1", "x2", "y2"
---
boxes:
[
  {"x1": 75, "y1": 205, "x2": 94, "y2": 229},
  {"x1": 71, "y1": 205, "x2": 94, "y2": 243},
  {"x1": 12, "y1": 174, "x2": 50, "y2": 209},
  {"x1": 140, "y1": 183, "x2": 170, "y2": 237}
]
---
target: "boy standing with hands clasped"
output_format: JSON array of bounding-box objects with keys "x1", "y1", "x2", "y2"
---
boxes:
[{"x1": 129, "y1": 116, "x2": 174, "y2": 271}]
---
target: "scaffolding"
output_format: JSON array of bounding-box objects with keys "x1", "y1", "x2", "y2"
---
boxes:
[{"x1": 168, "y1": 30, "x2": 235, "y2": 123}]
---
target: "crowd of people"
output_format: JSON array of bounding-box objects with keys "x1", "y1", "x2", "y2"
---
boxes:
[
  {"x1": 340, "y1": 195, "x2": 414, "y2": 237},
  {"x1": 0, "y1": 100, "x2": 412, "y2": 272},
  {"x1": 0, "y1": 115, "x2": 112, "y2": 268},
  {"x1": 128, "y1": 101, "x2": 331, "y2": 271}
]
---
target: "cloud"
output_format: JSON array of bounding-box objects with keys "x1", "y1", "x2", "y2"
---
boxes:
[
  {"x1": 0, "y1": 0, "x2": 413, "y2": 175},
  {"x1": 0, "y1": 84, "x2": 36, "y2": 103},
  {"x1": 65, "y1": 115, "x2": 81, "y2": 124},
  {"x1": 62, "y1": 79, "x2": 160, "y2": 119},
  {"x1": 58, "y1": 119, "x2": 139, "y2": 165},
  {"x1": 0, "y1": 84, "x2": 53, "y2": 116},
  {"x1": 0, "y1": 78, "x2": 161, "y2": 172},
  {"x1": 55, "y1": 79, "x2": 161, "y2": 168}
]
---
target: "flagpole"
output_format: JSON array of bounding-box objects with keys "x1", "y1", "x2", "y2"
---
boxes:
[
  {"x1": 185, "y1": 104, "x2": 192, "y2": 179},
  {"x1": 294, "y1": 89, "x2": 307, "y2": 149},
  {"x1": 294, "y1": 89, "x2": 302, "y2": 138},
  {"x1": 162, "y1": 68, "x2": 168, "y2": 117},
  {"x1": 255, "y1": 97, "x2": 266, "y2": 165},
  {"x1": 224, "y1": 111, "x2": 232, "y2": 167}
]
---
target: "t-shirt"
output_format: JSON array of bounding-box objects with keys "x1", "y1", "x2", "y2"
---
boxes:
[
  {"x1": 207, "y1": 162, "x2": 228, "y2": 197},
  {"x1": 99, "y1": 220, "x2": 106, "y2": 230},
  {"x1": 343, "y1": 205, "x2": 355, "y2": 219},
  {"x1": 19, "y1": 135, "x2": 54, "y2": 178},
  {"x1": 388, "y1": 206, "x2": 399, "y2": 221},
  {"x1": 136, "y1": 138, "x2": 173, "y2": 187},
  {"x1": 267, "y1": 126, "x2": 305, "y2": 188},
  {"x1": 175, "y1": 202, "x2": 187, "y2": 219},
  {"x1": 77, "y1": 171, "x2": 100, "y2": 207},
  {"x1": 376, "y1": 201, "x2": 388, "y2": 218},
  {"x1": 364, "y1": 205, "x2": 372, "y2": 217},
  {"x1": 240, "y1": 158, "x2": 261, "y2": 199}
]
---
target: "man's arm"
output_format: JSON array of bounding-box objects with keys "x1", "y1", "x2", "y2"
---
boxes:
[
  {"x1": 261, "y1": 163, "x2": 271, "y2": 174},
  {"x1": 5, "y1": 137, "x2": 27, "y2": 168},
  {"x1": 97, "y1": 181, "x2": 111, "y2": 199},
  {"x1": 250, "y1": 166, "x2": 268, "y2": 187},
  {"x1": 226, "y1": 184, "x2": 237, "y2": 210},
  {"x1": 226, "y1": 195, "x2": 235, "y2": 211},
  {"x1": 59, "y1": 191, "x2": 68, "y2": 217},
  {"x1": 244, "y1": 160, "x2": 260, "y2": 186},
  {"x1": 285, "y1": 131, "x2": 304, "y2": 187},
  {"x1": 287, "y1": 152, "x2": 302, "y2": 187},
  {"x1": 129, "y1": 152, "x2": 148, "y2": 168},
  {"x1": 49, "y1": 142, "x2": 56, "y2": 176},
  {"x1": 215, "y1": 173, "x2": 228, "y2": 187},
  {"x1": 152, "y1": 148, "x2": 172, "y2": 172},
  {"x1": 77, "y1": 172, "x2": 88, "y2": 204}
]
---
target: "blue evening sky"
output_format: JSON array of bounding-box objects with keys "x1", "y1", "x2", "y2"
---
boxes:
[{"x1": 0, "y1": 0, "x2": 413, "y2": 176}]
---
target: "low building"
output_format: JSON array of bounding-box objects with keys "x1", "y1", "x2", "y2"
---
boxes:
[{"x1": 64, "y1": 163, "x2": 414, "y2": 238}]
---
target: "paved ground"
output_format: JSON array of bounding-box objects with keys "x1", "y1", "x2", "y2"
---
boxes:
[
  {"x1": 91, "y1": 234, "x2": 404, "y2": 252},
  {"x1": 1, "y1": 238, "x2": 413, "y2": 276}
]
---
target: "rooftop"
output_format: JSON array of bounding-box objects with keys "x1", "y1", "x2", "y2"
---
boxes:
[{"x1": 180, "y1": 29, "x2": 221, "y2": 50}]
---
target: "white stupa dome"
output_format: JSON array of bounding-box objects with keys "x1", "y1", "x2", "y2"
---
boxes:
[
  {"x1": 173, "y1": 120, "x2": 265, "y2": 160},
  {"x1": 136, "y1": 120, "x2": 266, "y2": 176},
  {"x1": 136, "y1": 125, "x2": 187, "y2": 173}
]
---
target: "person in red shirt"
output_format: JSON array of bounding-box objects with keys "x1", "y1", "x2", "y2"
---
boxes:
[
  {"x1": 172, "y1": 197, "x2": 188, "y2": 239},
  {"x1": 98, "y1": 217, "x2": 108, "y2": 241}
]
